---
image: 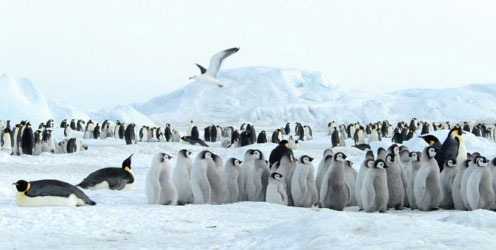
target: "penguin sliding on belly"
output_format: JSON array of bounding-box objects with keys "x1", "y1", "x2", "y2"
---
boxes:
[
  {"x1": 181, "y1": 136, "x2": 209, "y2": 147},
  {"x1": 14, "y1": 179, "x2": 96, "y2": 207},
  {"x1": 78, "y1": 154, "x2": 134, "y2": 190}
]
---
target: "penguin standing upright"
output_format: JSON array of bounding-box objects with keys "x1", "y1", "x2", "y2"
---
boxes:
[
  {"x1": 2, "y1": 127, "x2": 12, "y2": 152},
  {"x1": 124, "y1": 123, "x2": 136, "y2": 145},
  {"x1": 344, "y1": 160, "x2": 358, "y2": 206},
  {"x1": 14, "y1": 179, "x2": 96, "y2": 207},
  {"x1": 291, "y1": 155, "x2": 318, "y2": 207},
  {"x1": 284, "y1": 122, "x2": 291, "y2": 135},
  {"x1": 316, "y1": 149, "x2": 334, "y2": 195},
  {"x1": 257, "y1": 131, "x2": 267, "y2": 143},
  {"x1": 206, "y1": 153, "x2": 224, "y2": 205},
  {"x1": 210, "y1": 125, "x2": 217, "y2": 142},
  {"x1": 172, "y1": 149, "x2": 194, "y2": 205},
  {"x1": 385, "y1": 153, "x2": 405, "y2": 210},
  {"x1": 361, "y1": 159, "x2": 389, "y2": 213},
  {"x1": 406, "y1": 151, "x2": 422, "y2": 210},
  {"x1": 266, "y1": 172, "x2": 288, "y2": 205},
  {"x1": 356, "y1": 152, "x2": 375, "y2": 211},
  {"x1": 146, "y1": 153, "x2": 177, "y2": 205},
  {"x1": 93, "y1": 123, "x2": 101, "y2": 139},
  {"x1": 439, "y1": 159, "x2": 457, "y2": 209},
  {"x1": 204, "y1": 127, "x2": 211, "y2": 142},
  {"x1": 222, "y1": 158, "x2": 242, "y2": 203},
  {"x1": 414, "y1": 146, "x2": 443, "y2": 211},
  {"x1": 78, "y1": 155, "x2": 134, "y2": 190},
  {"x1": 320, "y1": 152, "x2": 350, "y2": 211},
  {"x1": 190, "y1": 151, "x2": 214, "y2": 204},
  {"x1": 21, "y1": 123, "x2": 34, "y2": 155},
  {"x1": 268, "y1": 140, "x2": 292, "y2": 168},
  {"x1": 191, "y1": 126, "x2": 200, "y2": 140},
  {"x1": 436, "y1": 127, "x2": 466, "y2": 172},
  {"x1": 271, "y1": 152, "x2": 296, "y2": 206},
  {"x1": 246, "y1": 152, "x2": 270, "y2": 202}
]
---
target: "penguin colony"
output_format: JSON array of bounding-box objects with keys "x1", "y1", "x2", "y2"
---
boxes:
[{"x1": 7, "y1": 118, "x2": 496, "y2": 212}]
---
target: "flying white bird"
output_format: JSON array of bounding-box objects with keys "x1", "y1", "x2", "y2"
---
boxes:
[{"x1": 189, "y1": 47, "x2": 240, "y2": 88}]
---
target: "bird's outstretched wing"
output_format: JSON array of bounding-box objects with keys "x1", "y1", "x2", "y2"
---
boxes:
[
  {"x1": 207, "y1": 47, "x2": 240, "y2": 77},
  {"x1": 195, "y1": 63, "x2": 207, "y2": 74}
]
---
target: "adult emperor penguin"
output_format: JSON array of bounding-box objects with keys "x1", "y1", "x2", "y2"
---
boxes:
[
  {"x1": 384, "y1": 153, "x2": 405, "y2": 210},
  {"x1": 320, "y1": 152, "x2": 350, "y2": 210},
  {"x1": 414, "y1": 146, "x2": 443, "y2": 211},
  {"x1": 190, "y1": 150, "x2": 214, "y2": 204},
  {"x1": 271, "y1": 151, "x2": 297, "y2": 206},
  {"x1": 20, "y1": 123, "x2": 34, "y2": 155},
  {"x1": 271, "y1": 129, "x2": 283, "y2": 144},
  {"x1": 146, "y1": 153, "x2": 177, "y2": 205},
  {"x1": 316, "y1": 148, "x2": 334, "y2": 195},
  {"x1": 291, "y1": 155, "x2": 318, "y2": 207},
  {"x1": 209, "y1": 125, "x2": 217, "y2": 142},
  {"x1": 266, "y1": 172, "x2": 288, "y2": 205},
  {"x1": 331, "y1": 127, "x2": 340, "y2": 148},
  {"x1": 439, "y1": 159, "x2": 458, "y2": 209},
  {"x1": 246, "y1": 152, "x2": 270, "y2": 202},
  {"x1": 406, "y1": 151, "x2": 422, "y2": 209},
  {"x1": 222, "y1": 158, "x2": 242, "y2": 203},
  {"x1": 125, "y1": 123, "x2": 137, "y2": 145},
  {"x1": 2, "y1": 127, "x2": 12, "y2": 152},
  {"x1": 269, "y1": 140, "x2": 292, "y2": 168},
  {"x1": 78, "y1": 155, "x2": 134, "y2": 190},
  {"x1": 172, "y1": 149, "x2": 194, "y2": 205},
  {"x1": 356, "y1": 151, "x2": 375, "y2": 210},
  {"x1": 436, "y1": 127, "x2": 466, "y2": 172},
  {"x1": 361, "y1": 159, "x2": 389, "y2": 213},
  {"x1": 284, "y1": 122, "x2": 291, "y2": 135},
  {"x1": 181, "y1": 136, "x2": 209, "y2": 147},
  {"x1": 204, "y1": 126, "x2": 211, "y2": 142},
  {"x1": 14, "y1": 179, "x2": 96, "y2": 207},
  {"x1": 257, "y1": 131, "x2": 267, "y2": 143},
  {"x1": 64, "y1": 123, "x2": 72, "y2": 138}
]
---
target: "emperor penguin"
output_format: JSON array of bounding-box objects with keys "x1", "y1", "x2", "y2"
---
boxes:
[
  {"x1": 20, "y1": 123, "x2": 34, "y2": 155},
  {"x1": 356, "y1": 151, "x2": 375, "y2": 210},
  {"x1": 172, "y1": 149, "x2": 194, "y2": 205},
  {"x1": 436, "y1": 127, "x2": 466, "y2": 172},
  {"x1": 320, "y1": 152, "x2": 350, "y2": 210},
  {"x1": 303, "y1": 125, "x2": 313, "y2": 140},
  {"x1": 285, "y1": 122, "x2": 291, "y2": 135},
  {"x1": 291, "y1": 155, "x2": 318, "y2": 207},
  {"x1": 190, "y1": 150, "x2": 214, "y2": 204},
  {"x1": 271, "y1": 129, "x2": 283, "y2": 144},
  {"x1": 204, "y1": 126, "x2": 211, "y2": 142},
  {"x1": 269, "y1": 140, "x2": 292, "y2": 168},
  {"x1": 207, "y1": 153, "x2": 225, "y2": 204},
  {"x1": 271, "y1": 151, "x2": 297, "y2": 206},
  {"x1": 361, "y1": 159, "x2": 389, "y2": 212},
  {"x1": 377, "y1": 147, "x2": 387, "y2": 160},
  {"x1": 413, "y1": 146, "x2": 443, "y2": 211},
  {"x1": 209, "y1": 125, "x2": 217, "y2": 142},
  {"x1": 239, "y1": 149, "x2": 262, "y2": 201},
  {"x1": 266, "y1": 172, "x2": 288, "y2": 206},
  {"x1": 331, "y1": 127, "x2": 340, "y2": 148},
  {"x1": 146, "y1": 153, "x2": 177, "y2": 205},
  {"x1": 460, "y1": 153, "x2": 481, "y2": 209},
  {"x1": 191, "y1": 126, "x2": 200, "y2": 140},
  {"x1": 2, "y1": 127, "x2": 12, "y2": 152},
  {"x1": 466, "y1": 156, "x2": 495, "y2": 210},
  {"x1": 344, "y1": 160, "x2": 358, "y2": 206},
  {"x1": 439, "y1": 159, "x2": 458, "y2": 209},
  {"x1": 222, "y1": 158, "x2": 242, "y2": 203},
  {"x1": 78, "y1": 155, "x2": 134, "y2": 190},
  {"x1": 257, "y1": 131, "x2": 267, "y2": 143},
  {"x1": 14, "y1": 179, "x2": 95, "y2": 207},
  {"x1": 187, "y1": 121, "x2": 194, "y2": 136},
  {"x1": 124, "y1": 123, "x2": 137, "y2": 145},
  {"x1": 316, "y1": 148, "x2": 334, "y2": 195},
  {"x1": 406, "y1": 151, "x2": 422, "y2": 209},
  {"x1": 139, "y1": 126, "x2": 149, "y2": 142},
  {"x1": 327, "y1": 121, "x2": 336, "y2": 136},
  {"x1": 489, "y1": 157, "x2": 496, "y2": 210},
  {"x1": 288, "y1": 136, "x2": 298, "y2": 150},
  {"x1": 64, "y1": 124, "x2": 72, "y2": 138},
  {"x1": 246, "y1": 151, "x2": 270, "y2": 202},
  {"x1": 385, "y1": 153, "x2": 405, "y2": 210},
  {"x1": 452, "y1": 158, "x2": 470, "y2": 210}
]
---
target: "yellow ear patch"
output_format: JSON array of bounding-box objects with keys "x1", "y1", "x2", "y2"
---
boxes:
[
  {"x1": 25, "y1": 182, "x2": 31, "y2": 192},
  {"x1": 124, "y1": 166, "x2": 131, "y2": 172},
  {"x1": 285, "y1": 143, "x2": 289, "y2": 148},
  {"x1": 429, "y1": 140, "x2": 434, "y2": 145}
]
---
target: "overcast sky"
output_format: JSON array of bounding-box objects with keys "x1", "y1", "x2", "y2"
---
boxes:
[{"x1": 1, "y1": 0, "x2": 495, "y2": 110}]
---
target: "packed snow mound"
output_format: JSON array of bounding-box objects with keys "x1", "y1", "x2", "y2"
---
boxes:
[
  {"x1": 90, "y1": 105, "x2": 157, "y2": 127},
  {"x1": 133, "y1": 67, "x2": 339, "y2": 125},
  {"x1": 134, "y1": 67, "x2": 496, "y2": 125},
  {"x1": 0, "y1": 73, "x2": 52, "y2": 123}
]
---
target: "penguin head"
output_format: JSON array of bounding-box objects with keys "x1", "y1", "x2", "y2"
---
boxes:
[
  {"x1": 13, "y1": 180, "x2": 30, "y2": 192},
  {"x1": 122, "y1": 154, "x2": 133, "y2": 170},
  {"x1": 334, "y1": 152, "x2": 346, "y2": 162},
  {"x1": 271, "y1": 172, "x2": 283, "y2": 180},
  {"x1": 365, "y1": 150, "x2": 375, "y2": 161},
  {"x1": 445, "y1": 159, "x2": 457, "y2": 168},
  {"x1": 388, "y1": 144, "x2": 400, "y2": 155},
  {"x1": 277, "y1": 140, "x2": 289, "y2": 148},
  {"x1": 323, "y1": 148, "x2": 334, "y2": 158},
  {"x1": 230, "y1": 158, "x2": 242, "y2": 167},
  {"x1": 374, "y1": 159, "x2": 387, "y2": 169},
  {"x1": 450, "y1": 127, "x2": 463, "y2": 139},
  {"x1": 386, "y1": 154, "x2": 395, "y2": 164},
  {"x1": 410, "y1": 152, "x2": 421, "y2": 162},
  {"x1": 300, "y1": 155, "x2": 314, "y2": 164},
  {"x1": 419, "y1": 135, "x2": 440, "y2": 147},
  {"x1": 248, "y1": 149, "x2": 263, "y2": 160},
  {"x1": 199, "y1": 150, "x2": 213, "y2": 160},
  {"x1": 345, "y1": 160, "x2": 353, "y2": 168},
  {"x1": 476, "y1": 156, "x2": 489, "y2": 167},
  {"x1": 377, "y1": 147, "x2": 386, "y2": 157},
  {"x1": 179, "y1": 149, "x2": 192, "y2": 158},
  {"x1": 426, "y1": 146, "x2": 437, "y2": 158},
  {"x1": 365, "y1": 159, "x2": 374, "y2": 168}
]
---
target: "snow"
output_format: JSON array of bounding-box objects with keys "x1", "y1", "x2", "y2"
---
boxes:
[{"x1": 1, "y1": 126, "x2": 496, "y2": 249}]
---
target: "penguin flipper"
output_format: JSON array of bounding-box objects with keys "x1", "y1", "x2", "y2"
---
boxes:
[{"x1": 364, "y1": 183, "x2": 375, "y2": 211}]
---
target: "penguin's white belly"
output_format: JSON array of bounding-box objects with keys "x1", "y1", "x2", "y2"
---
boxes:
[
  {"x1": 88, "y1": 181, "x2": 110, "y2": 190},
  {"x1": 16, "y1": 193, "x2": 84, "y2": 207}
]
